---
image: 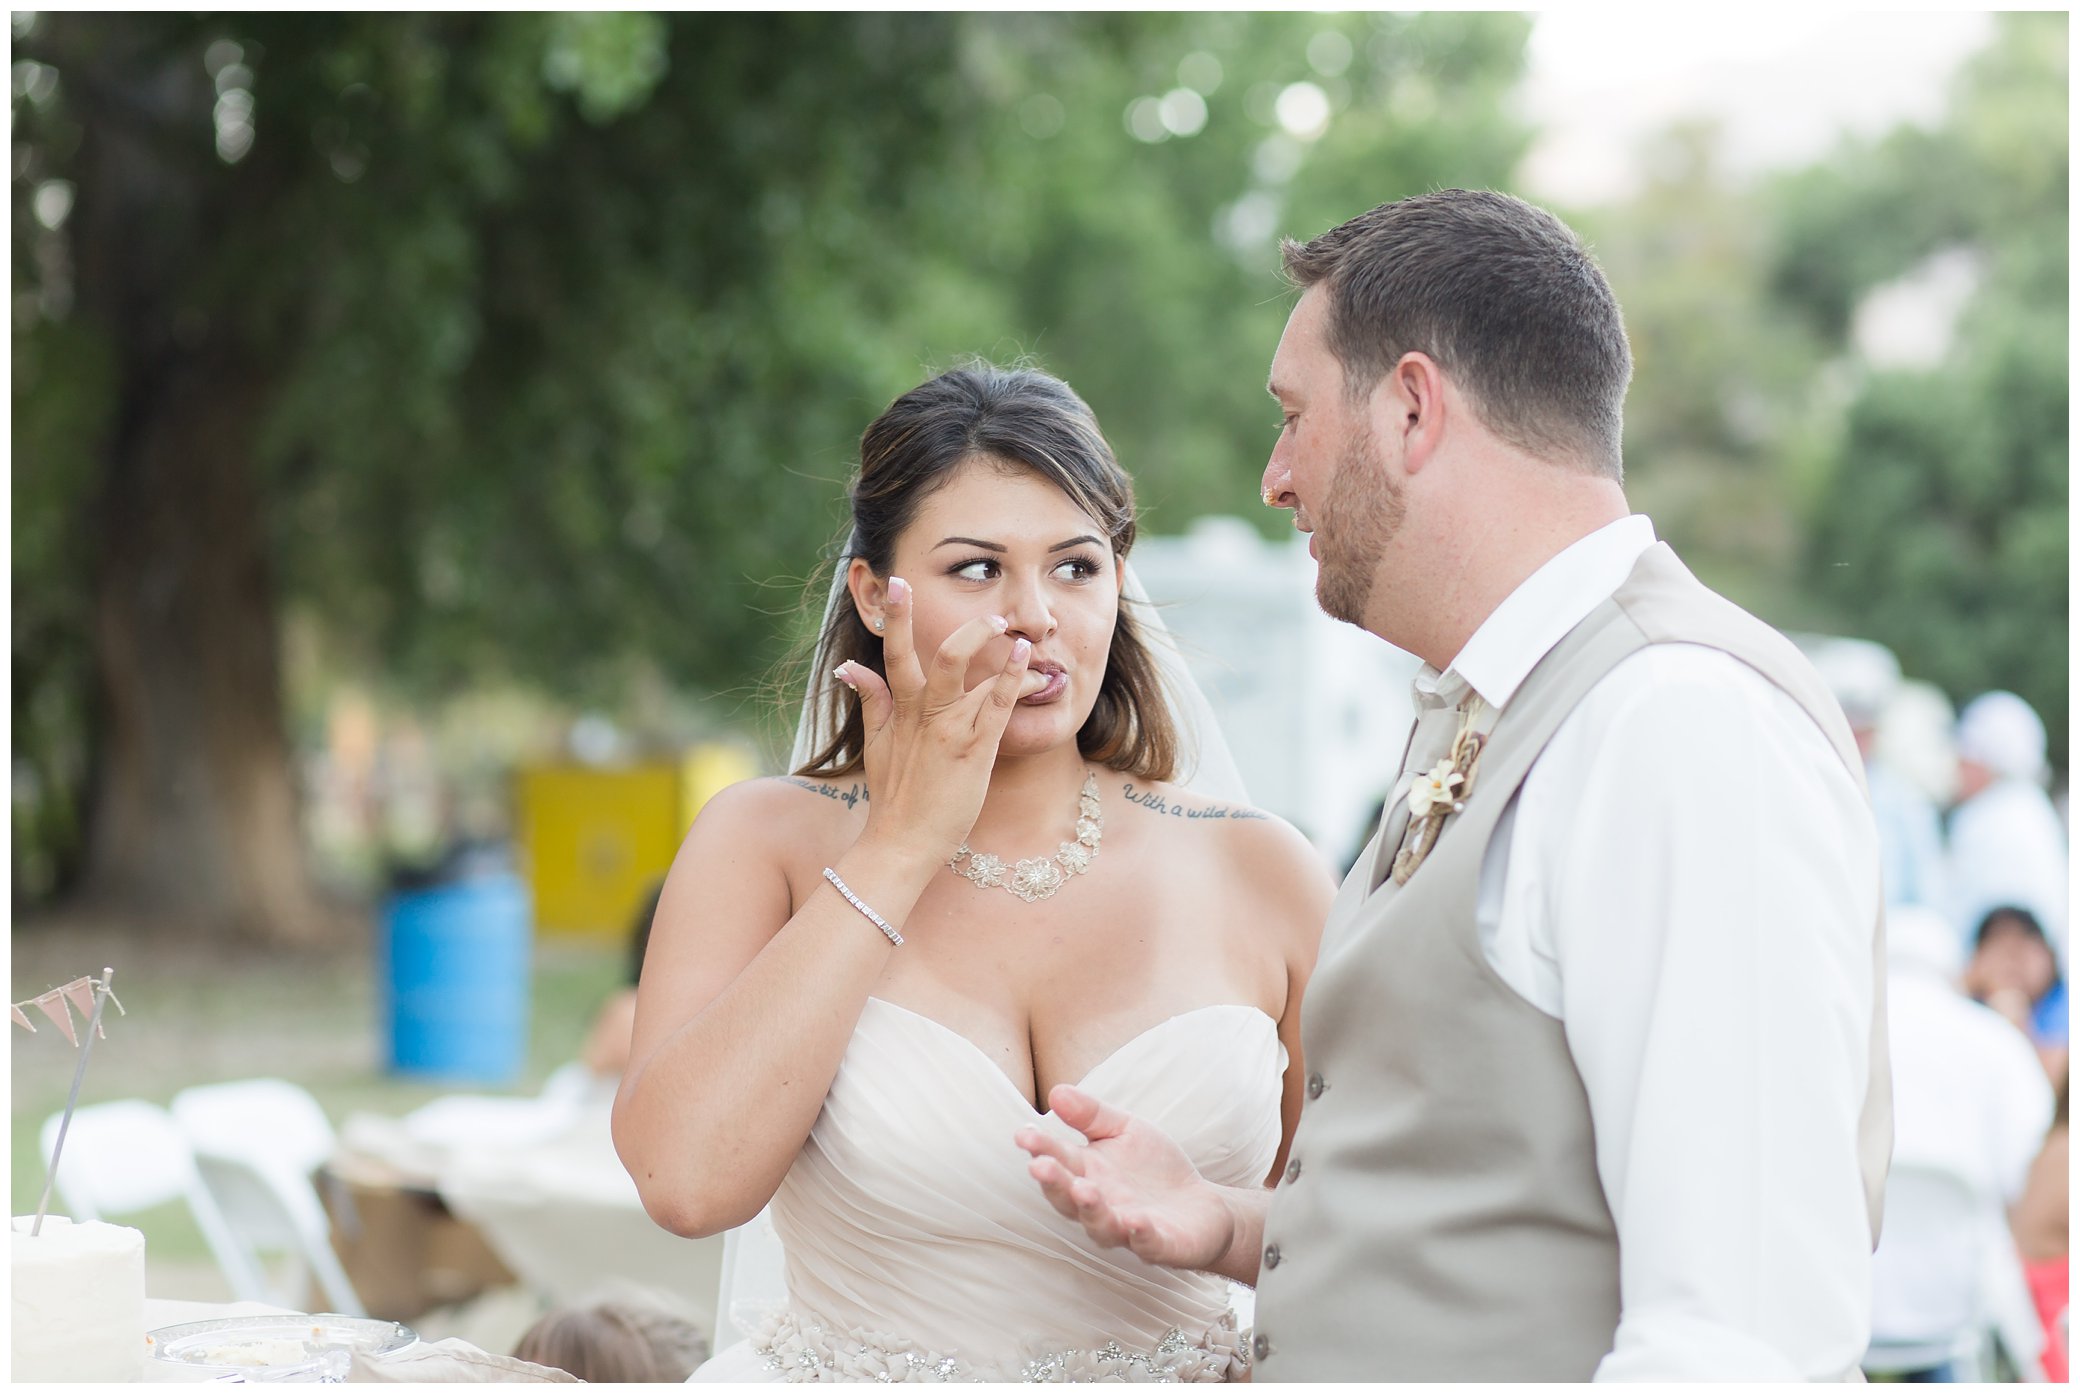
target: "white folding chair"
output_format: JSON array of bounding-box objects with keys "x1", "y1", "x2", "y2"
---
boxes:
[
  {"x1": 1866, "y1": 1161, "x2": 2010, "y2": 1380},
  {"x1": 169, "y1": 1078, "x2": 364, "y2": 1316},
  {"x1": 1981, "y1": 1219, "x2": 2050, "y2": 1381},
  {"x1": 36, "y1": 1098, "x2": 263, "y2": 1299}
]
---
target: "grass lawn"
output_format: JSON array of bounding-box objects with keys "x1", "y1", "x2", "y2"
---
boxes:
[{"x1": 10, "y1": 908, "x2": 626, "y2": 1270}]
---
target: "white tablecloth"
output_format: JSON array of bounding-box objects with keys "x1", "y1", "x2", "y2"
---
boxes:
[
  {"x1": 337, "y1": 1082, "x2": 724, "y2": 1333},
  {"x1": 434, "y1": 1104, "x2": 724, "y2": 1331}
]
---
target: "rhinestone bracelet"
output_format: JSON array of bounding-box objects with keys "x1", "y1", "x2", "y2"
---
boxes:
[{"x1": 822, "y1": 867, "x2": 903, "y2": 947}]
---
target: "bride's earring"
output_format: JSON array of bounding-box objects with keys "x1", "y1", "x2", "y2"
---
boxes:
[{"x1": 872, "y1": 616, "x2": 885, "y2": 633}]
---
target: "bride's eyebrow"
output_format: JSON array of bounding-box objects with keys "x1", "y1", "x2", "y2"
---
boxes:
[{"x1": 932, "y1": 535, "x2": 1102, "y2": 553}]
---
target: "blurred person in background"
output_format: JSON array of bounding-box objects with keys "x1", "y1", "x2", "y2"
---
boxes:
[
  {"x1": 579, "y1": 881, "x2": 662, "y2": 1080},
  {"x1": 2009, "y1": 1076, "x2": 2069, "y2": 1383},
  {"x1": 1869, "y1": 906, "x2": 2054, "y2": 1381},
  {"x1": 1880, "y1": 682, "x2": 1962, "y2": 812},
  {"x1": 1816, "y1": 640, "x2": 1949, "y2": 913},
  {"x1": 1949, "y1": 691, "x2": 2068, "y2": 966},
  {"x1": 1964, "y1": 906, "x2": 2069, "y2": 1083},
  {"x1": 512, "y1": 1298, "x2": 709, "y2": 1382}
]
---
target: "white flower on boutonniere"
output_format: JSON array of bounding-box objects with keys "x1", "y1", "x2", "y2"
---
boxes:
[
  {"x1": 1407, "y1": 758, "x2": 1464, "y2": 819},
  {"x1": 1391, "y1": 710, "x2": 1488, "y2": 887}
]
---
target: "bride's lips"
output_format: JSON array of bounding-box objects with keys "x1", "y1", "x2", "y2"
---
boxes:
[{"x1": 1019, "y1": 660, "x2": 1069, "y2": 705}]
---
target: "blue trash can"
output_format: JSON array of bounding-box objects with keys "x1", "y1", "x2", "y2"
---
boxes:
[{"x1": 381, "y1": 870, "x2": 532, "y2": 1083}]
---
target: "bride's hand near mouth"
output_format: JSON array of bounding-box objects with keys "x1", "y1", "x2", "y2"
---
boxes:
[{"x1": 837, "y1": 575, "x2": 1036, "y2": 869}]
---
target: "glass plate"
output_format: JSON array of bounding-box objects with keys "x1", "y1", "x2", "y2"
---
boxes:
[{"x1": 146, "y1": 1313, "x2": 417, "y2": 1381}]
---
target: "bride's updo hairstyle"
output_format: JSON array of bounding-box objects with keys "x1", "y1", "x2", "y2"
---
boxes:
[{"x1": 795, "y1": 363, "x2": 1179, "y2": 782}]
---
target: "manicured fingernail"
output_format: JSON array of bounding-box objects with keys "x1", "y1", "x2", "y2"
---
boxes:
[
  {"x1": 990, "y1": 615, "x2": 1009, "y2": 633},
  {"x1": 888, "y1": 577, "x2": 908, "y2": 604},
  {"x1": 1012, "y1": 638, "x2": 1032, "y2": 662},
  {"x1": 832, "y1": 663, "x2": 855, "y2": 688}
]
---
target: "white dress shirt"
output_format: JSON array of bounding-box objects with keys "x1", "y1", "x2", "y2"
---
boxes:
[{"x1": 1408, "y1": 515, "x2": 1881, "y2": 1381}]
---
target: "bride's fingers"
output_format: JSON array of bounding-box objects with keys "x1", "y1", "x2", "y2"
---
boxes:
[
  {"x1": 1014, "y1": 1125, "x2": 1084, "y2": 1175},
  {"x1": 922, "y1": 613, "x2": 1010, "y2": 711},
  {"x1": 877, "y1": 577, "x2": 924, "y2": 703},
  {"x1": 1048, "y1": 1085, "x2": 1134, "y2": 1143},
  {"x1": 967, "y1": 637, "x2": 1032, "y2": 740},
  {"x1": 1121, "y1": 1215, "x2": 1168, "y2": 1263},
  {"x1": 836, "y1": 662, "x2": 893, "y2": 743},
  {"x1": 1026, "y1": 1156, "x2": 1088, "y2": 1223},
  {"x1": 1068, "y1": 1177, "x2": 1129, "y2": 1249}
]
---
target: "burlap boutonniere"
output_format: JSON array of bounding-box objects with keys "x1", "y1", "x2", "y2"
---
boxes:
[{"x1": 1390, "y1": 708, "x2": 1486, "y2": 885}]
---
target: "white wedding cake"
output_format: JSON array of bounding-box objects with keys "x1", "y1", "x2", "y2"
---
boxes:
[{"x1": 11, "y1": 1214, "x2": 147, "y2": 1382}]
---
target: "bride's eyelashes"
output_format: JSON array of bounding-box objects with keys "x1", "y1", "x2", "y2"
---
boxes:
[{"x1": 947, "y1": 554, "x2": 1105, "y2": 584}]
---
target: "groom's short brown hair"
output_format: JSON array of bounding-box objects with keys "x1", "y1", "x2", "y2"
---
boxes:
[{"x1": 1281, "y1": 189, "x2": 1632, "y2": 480}]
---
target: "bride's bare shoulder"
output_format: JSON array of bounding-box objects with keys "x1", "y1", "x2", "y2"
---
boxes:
[
  {"x1": 1109, "y1": 776, "x2": 1314, "y2": 867},
  {"x1": 1108, "y1": 773, "x2": 1332, "y2": 928},
  {"x1": 1109, "y1": 773, "x2": 1269, "y2": 830},
  {"x1": 682, "y1": 772, "x2": 871, "y2": 852}
]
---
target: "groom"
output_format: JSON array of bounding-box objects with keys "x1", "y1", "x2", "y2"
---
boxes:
[{"x1": 1020, "y1": 190, "x2": 1890, "y2": 1380}]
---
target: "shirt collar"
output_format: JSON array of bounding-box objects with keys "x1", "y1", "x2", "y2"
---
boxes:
[{"x1": 1412, "y1": 514, "x2": 1658, "y2": 713}]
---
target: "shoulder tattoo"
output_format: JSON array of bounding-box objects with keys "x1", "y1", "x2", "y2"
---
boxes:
[
  {"x1": 781, "y1": 777, "x2": 869, "y2": 810},
  {"x1": 1120, "y1": 782, "x2": 1269, "y2": 823}
]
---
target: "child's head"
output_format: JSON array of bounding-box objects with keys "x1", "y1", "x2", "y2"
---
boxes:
[
  {"x1": 512, "y1": 1300, "x2": 709, "y2": 1383},
  {"x1": 1971, "y1": 905, "x2": 2059, "y2": 1005}
]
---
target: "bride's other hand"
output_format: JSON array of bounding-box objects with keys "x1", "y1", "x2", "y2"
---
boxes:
[
  {"x1": 839, "y1": 575, "x2": 1033, "y2": 865},
  {"x1": 1016, "y1": 1085, "x2": 1238, "y2": 1273}
]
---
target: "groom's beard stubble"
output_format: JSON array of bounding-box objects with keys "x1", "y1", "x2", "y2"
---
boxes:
[{"x1": 1314, "y1": 422, "x2": 1406, "y2": 629}]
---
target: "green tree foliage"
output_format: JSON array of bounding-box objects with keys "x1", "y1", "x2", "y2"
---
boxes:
[
  {"x1": 1767, "y1": 13, "x2": 2068, "y2": 769},
  {"x1": 1574, "y1": 123, "x2": 1834, "y2": 622},
  {"x1": 11, "y1": 12, "x2": 1530, "y2": 925}
]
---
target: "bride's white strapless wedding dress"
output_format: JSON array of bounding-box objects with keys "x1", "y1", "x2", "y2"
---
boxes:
[{"x1": 691, "y1": 996, "x2": 1285, "y2": 1383}]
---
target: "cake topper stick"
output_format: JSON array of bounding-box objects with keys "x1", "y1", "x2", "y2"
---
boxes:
[{"x1": 32, "y1": 966, "x2": 116, "y2": 1238}]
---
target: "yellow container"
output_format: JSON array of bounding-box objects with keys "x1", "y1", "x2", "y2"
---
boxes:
[{"x1": 518, "y1": 744, "x2": 758, "y2": 940}]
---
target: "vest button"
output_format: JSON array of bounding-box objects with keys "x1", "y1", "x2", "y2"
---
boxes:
[
  {"x1": 1284, "y1": 1157, "x2": 1302, "y2": 1183},
  {"x1": 1251, "y1": 1333, "x2": 1271, "y2": 1362},
  {"x1": 1262, "y1": 1243, "x2": 1282, "y2": 1269},
  {"x1": 1306, "y1": 1071, "x2": 1325, "y2": 1099}
]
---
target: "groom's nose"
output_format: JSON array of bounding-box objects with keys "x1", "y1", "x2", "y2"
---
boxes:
[{"x1": 1261, "y1": 453, "x2": 1296, "y2": 511}]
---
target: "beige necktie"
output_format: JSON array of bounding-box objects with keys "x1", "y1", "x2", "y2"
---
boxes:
[{"x1": 1367, "y1": 699, "x2": 1467, "y2": 892}]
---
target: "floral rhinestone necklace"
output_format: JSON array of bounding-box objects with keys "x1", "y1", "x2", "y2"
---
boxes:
[{"x1": 948, "y1": 771, "x2": 1102, "y2": 904}]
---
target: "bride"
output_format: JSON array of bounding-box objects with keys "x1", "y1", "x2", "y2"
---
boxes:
[{"x1": 612, "y1": 363, "x2": 1330, "y2": 1381}]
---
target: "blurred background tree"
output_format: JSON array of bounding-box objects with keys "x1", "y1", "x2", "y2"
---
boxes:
[
  {"x1": 1765, "y1": 12, "x2": 2068, "y2": 770},
  {"x1": 1572, "y1": 119, "x2": 1834, "y2": 620},
  {"x1": 11, "y1": 12, "x2": 1533, "y2": 941},
  {"x1": 10, "y1": 13, "x2": 2065, "y2": 945}
]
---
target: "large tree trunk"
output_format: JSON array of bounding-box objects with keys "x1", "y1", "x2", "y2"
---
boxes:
[
  {"x1": 62, "y1": 20, "x2": 346, "y2": 944},
  {"x1": 85, "y1": 363, "x2": 343, "y2": 944}
]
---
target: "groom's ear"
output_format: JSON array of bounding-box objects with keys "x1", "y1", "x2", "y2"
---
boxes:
[{"x1": 1377, "y1": 351, "x2": 1448, "y2": 476}]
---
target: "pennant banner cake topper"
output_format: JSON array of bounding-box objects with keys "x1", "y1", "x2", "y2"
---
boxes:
[
  {"x1": 18, "y1": 968, "x2": 122, "y2": 1238},
  {"x1": 11, "y1": 974, "x2": 124, "y2": 1045},
  {"x1": 32, "y1": 993, "x2": 76, "y2": 1046}
]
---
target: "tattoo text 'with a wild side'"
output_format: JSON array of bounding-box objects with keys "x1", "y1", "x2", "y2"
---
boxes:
[{"x1": 1121, "y1": 784, "x2": 1268, "y2": 822}]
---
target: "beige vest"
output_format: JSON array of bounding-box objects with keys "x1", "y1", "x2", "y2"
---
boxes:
[{"x1": 1251, "y1": 543, "x2": 1891, "y2": 1382}]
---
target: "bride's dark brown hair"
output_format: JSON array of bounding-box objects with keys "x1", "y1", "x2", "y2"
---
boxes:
[{"x1": 793, "y1": 363, "x2": 1178, "y2": 781}]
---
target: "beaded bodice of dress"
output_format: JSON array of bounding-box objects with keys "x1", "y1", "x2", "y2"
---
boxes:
[{"x1": 743, "y1": 995, "x2": 1284, "y2": 1380}]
